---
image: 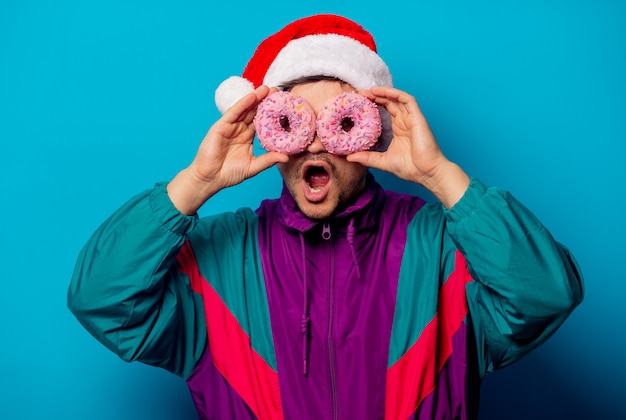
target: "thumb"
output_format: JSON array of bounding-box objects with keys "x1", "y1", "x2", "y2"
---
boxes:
[
  {"x1": 248, "y1": 152, "x2": 289, "y2": 177},
  {"x1": 346, "y1": 151, "x2": 388, "y2": 172}
]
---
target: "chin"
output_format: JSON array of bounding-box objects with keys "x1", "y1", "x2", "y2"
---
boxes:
[{"x1": 297, "y1": 199, "x2": 337, "y2": 220}]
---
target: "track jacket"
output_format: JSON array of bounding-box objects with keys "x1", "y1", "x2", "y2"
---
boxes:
[{"x1": 68, "y1": 176, "x2": 583, "y2": 419}]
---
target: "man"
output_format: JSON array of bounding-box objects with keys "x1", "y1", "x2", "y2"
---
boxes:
[{"x1": 68, "y1": 14, "x2": 583, "y2": 420}]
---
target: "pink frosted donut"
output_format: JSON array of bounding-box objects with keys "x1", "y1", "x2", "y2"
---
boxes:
[
  {"x1": 316, "y1": 92, "x2": 382, "y2": 155},
  {"x1": 253, "y1": 91, "x2": 316, "y2": 155}
]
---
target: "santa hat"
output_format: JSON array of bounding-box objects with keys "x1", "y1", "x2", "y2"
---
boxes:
[{"x1": 214, "y1": 14, "x2": 393, "y2": 113}]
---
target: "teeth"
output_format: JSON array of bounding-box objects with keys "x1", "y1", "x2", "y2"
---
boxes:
[{"x1": 306, "y1": 182, "x2": 322, "y2": 193}]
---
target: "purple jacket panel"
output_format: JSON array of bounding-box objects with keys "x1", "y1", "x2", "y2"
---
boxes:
[
  {"x1": 410, "y1": 322, "x2": 481, "y2": 420},
  {"x1": 187, "y1": 342, "x2": 258, "y2": 420},
  {"x1": 256, "y1": 180, "x2": 425, "y2": 419}
]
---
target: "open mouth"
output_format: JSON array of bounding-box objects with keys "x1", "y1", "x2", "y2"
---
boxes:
[
  {"x1": 305, "y1": 165, "x2": 330, "y2": 192},
  {"x1": 301, "y1": 161, "x2": 332, "y2": 203}
]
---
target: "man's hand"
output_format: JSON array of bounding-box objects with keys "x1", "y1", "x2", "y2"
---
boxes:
[
  {"x1": 167, "y1": 85, "x2": 288, "y2": 215},
  {"x1": 347, "y1": 86, "x2": 470, "y2": 208}
]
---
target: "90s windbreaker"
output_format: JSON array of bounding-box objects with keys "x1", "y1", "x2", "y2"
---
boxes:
[{"x1": 68, "y1": 177, "x2": 583, "y2": 419}]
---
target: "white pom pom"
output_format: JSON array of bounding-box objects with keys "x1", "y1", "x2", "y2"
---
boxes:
[{"x1": 214, "y1": 76, "x2": 255, "y2": 114}]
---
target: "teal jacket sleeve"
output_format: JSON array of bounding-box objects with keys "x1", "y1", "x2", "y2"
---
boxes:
[
  {"x1": 67, "y1": 183, "x2": 207, "y2": 379},
  {"x1": 444, "y1": 178, "x2": 584, "y2": 376}
]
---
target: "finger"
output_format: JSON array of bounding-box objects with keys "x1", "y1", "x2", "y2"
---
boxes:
[
  {"x1": 358, "y1": 89, "x2": 416, "y2": 121},
  {"x1": 357, "y1": 88, "x2": 395, "y2": 109},
  {"x1": 241, "y1": 106, "x2": 258, "y2": 126},
  {"x1": 371, "y1": 86, "x2": 420, "y2": 108},
  {"x1": 240, "y1": 86, "x2": 278, "y2": 126},
  {"x1": 369, "y1": 86, "x2": 413, "y2": 103},
  {"x1": 248, "y1": 151, "x2": 289, "y2": 176},
  {"x1": 373, "y1": 90, "x2": 427, "y2": 127},
  {"x1": 357, "y1": 89, "x2": 398, "y2": 115},
  {"x1": 345, "y1": 150, "x2": 388, "y2": 172},
  {"x1": 222, "y1": 85, "x2": 271, "y2": 123},
  {"x1": 357, "y1": 89, "x2": 376, "y2": 101}
]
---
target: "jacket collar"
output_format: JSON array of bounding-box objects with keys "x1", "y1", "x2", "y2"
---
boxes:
[{"x1": 277, "y1": 173, "x2": 383, "y2": 234}]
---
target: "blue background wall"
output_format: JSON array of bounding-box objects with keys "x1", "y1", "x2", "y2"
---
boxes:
[{"x1": 1, "y1": 0, "x2": 624, "y2": 418}]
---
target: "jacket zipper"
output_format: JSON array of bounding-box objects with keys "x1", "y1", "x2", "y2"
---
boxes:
[{"x1": 323, "y1": 222, "x2": 337, "y2": 420}]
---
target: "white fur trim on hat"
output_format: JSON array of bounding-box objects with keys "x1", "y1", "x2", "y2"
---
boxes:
[
  {"x1": 215, "y1": 76, "x2": 255, "y2": 114},
  {"x1": 264, "y1": 34, "x2": 393, "y2": 90}
]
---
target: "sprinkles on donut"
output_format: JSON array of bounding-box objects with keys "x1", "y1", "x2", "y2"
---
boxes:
[
  {"x1": 316, "y1": 92, "x2": 382, "y2": 155},
  {"x1": 215, "y1": 14, "x2": 394, "y2": 151},
  {"x1": 254, "y1": 91, "x2": 382, "y2": 155},
  {"x1": 254, "y1": 91, "x2": 316, "y2": 155}
]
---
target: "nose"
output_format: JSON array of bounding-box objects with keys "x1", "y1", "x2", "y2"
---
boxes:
[{"x1": 306, "y1": 135, "x2": 326, "y2": 154}]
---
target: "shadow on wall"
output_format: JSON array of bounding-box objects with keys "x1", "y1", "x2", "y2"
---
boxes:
[
  {"x1": 479, "y1": 352, "x2": 609, "y2": 420},
  {"x1": 114, "y1": 366, "x2": 199, "y2": 419}
]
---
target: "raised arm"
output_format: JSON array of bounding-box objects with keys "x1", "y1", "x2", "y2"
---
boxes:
[
  {"x1": 167, "y1": 85, "x2": 288, "y2": 215},
  {"x1": 351, "y1": 86, "x2": 584, "y2": 373},
  {"x1": 68, "y1": 86, "x2": 286, "y2": 378},
  {"x1": 445, "y1": 178, "x2": 584, "y2": 374},
  {"x1": 67, "y1": 184, "x2": 204, "y2": 378},
  {"x1": 347, "y1": 85, "x2": 470, "y2": 209}
]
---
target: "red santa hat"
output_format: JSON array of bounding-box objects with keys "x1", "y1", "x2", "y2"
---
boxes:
[{"x1": 214, "y1": 14, "x2": 393, "y2": 113}]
